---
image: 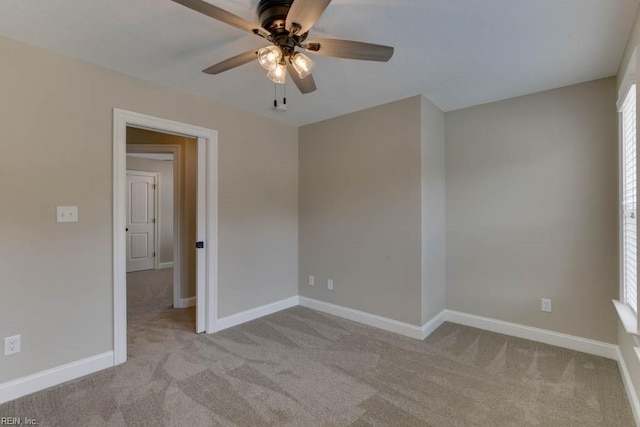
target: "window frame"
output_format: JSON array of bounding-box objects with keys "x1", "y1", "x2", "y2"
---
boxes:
[
  {"x1": 620, "y1": 83, "x2": 637, "y2": 315},
  {"x1": 616, "y1": 48, "x2": 640, "y2": 336}
]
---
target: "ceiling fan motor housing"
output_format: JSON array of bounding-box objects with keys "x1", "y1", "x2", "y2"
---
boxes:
[{"x1": 257, "y1": 0, "x2": 293, "y2": 34}]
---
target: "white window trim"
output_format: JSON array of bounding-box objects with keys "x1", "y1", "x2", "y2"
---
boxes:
[
  {"x1": 618, "y1": 50, "x2": 637, "y2": 112},
  {"x1": 614, "y1": 300, "x2": 640, "y2": 336},
  {"x1": 615, "y1": 48, "x2": 640, "y2": 338}
]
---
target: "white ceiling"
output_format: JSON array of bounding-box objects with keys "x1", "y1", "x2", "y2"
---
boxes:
[{"x1": 0, "y1": 0, "x2": 637, "y2": 126}]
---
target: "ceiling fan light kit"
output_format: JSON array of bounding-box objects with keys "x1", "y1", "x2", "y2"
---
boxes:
[
  {"x1": 257, "y1": 45, "x2": 283, "y2": 71},
  {"x1": 172, "y1": 0, "x2": 394, "y2": 94},
  {"x1": 267, "y1": 62, "x2": 287, "y2": 84},
  {"x1": 291, "y1": 52, "x2": 315, "y2": 79}
]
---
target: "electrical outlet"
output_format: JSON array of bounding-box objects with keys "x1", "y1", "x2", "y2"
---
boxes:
[
  {"x1": 541, "y1": 298, "x2": 552, "y2": 313},
  {"x1": 4, "y1": 335, "x2": 20, "y2": 356},
  {"x1": 327, "y1": 279, "x2": 334, "y2": 290},
  {"x1": 309, "y1": 275, "x2": 315, "y2": 286},
  {"x1": 56, "y1": 206, "x2": 78, "y2": 223}
]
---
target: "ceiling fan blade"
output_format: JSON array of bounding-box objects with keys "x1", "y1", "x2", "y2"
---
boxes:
[
  {"x1": 202, "y1": 50, "x2": 258, "y2": 75},
  {"x1": 305, "y1": 39, "x2": 394, "y2": 62},
  {"x1": 286, "y1": 0, "x2": 331, "y2": 35},
  {"x1": 287, "y1": 63, "x2": 317, "y2": 94},
  {"x1": 171, "y1": 0, "x2": 268, "y2": 37}
]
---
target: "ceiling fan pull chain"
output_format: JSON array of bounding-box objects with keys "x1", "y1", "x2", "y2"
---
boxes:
[
  {"x1": 274, "y1": 82, "x2": 278, "y2": 108},
  {"x1": 272, "y1": 82, "x2": 288, "y2": 112}
]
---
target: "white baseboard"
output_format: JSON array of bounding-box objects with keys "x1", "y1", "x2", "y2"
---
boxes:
[
  {"x1": 617, "y1": 347, "x2": 640, "y2": 426},
  {"x1": 443, "y1": 310, "x2": 618, "y2": 360},
  {"x1": 159, "y1": 262, "x2": 174, "y2": 269},
  {"x1": 290, "y1": 301, "x2": 617, "y2": 360},
  {"x1": 422, "y1": 310, "x2": 448, "y2": 339},
  {"x1": 216, "y1": 296, "x2": 300, "y2": 332},
  {"x1": 175, "y1": 296, "x2": 195, "y2": 309},
  {"x1": 298, "y1": 297, "x2": 425, "y2": 339},
  {"x1": 0, "y1": 351, "x2": 113, "y2": 404}
]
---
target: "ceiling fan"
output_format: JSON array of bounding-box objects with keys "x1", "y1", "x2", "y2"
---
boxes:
[{"x1": 171, "y1": 0, "x2": 394, "y2": 94}]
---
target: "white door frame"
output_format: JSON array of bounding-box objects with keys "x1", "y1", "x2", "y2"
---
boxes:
[
  {"x1": 127, "y1": 145, "x2": 182, "y2": 309},
  {"x1": 113, "y1": 108, "x2": 218, "y2": 365},
  {"x1": 125, "y1": 170, "x2": 160, "y2": 271}
]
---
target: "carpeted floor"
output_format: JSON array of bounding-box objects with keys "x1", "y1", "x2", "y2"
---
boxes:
[
  {"x1": 0, "y1": 270, "x2": 634, "y2": 425},
  {"x1": 127, "y1": 268, "x2": 175, "y2": 317}
]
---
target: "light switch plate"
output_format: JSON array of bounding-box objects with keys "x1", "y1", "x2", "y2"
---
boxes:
[{"x1": 57, "y1": 206, "x2": 78, "y2": 223}]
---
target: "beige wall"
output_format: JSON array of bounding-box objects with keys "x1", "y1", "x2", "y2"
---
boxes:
[
  {"x1": 126, "y1": 155, "x2": 175, "y2": 265},
  {"x1": 445, "y1": 77, "x2": 619, "y2": 343},
  {"x1": 127, "y1": 129, "x2": 197, "y2": 299},
  {"x1": 421, "y1": 97, "x2": 447, "y2": 324},
  {"x1": 0, "y1": 35, "x2": 298, "y2": 384},
  {"x1": 617, "y1": 5, "x2": 640, "y2": 403},
  {"x1": 299, "y1": 96, "x2": 424, "y2": 325}
]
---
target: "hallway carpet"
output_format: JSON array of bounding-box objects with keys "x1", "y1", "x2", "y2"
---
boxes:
[
  {"x1": 0, "y1": 304, "x2": 634, "y2": 425},
  {"x1": 126, "y1": 268, "x2": 174, "y2": 317}
]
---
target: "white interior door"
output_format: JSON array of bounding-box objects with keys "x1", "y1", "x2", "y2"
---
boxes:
[{"x1": 126, "y1": 172, "x2": 156, "y2": 272}]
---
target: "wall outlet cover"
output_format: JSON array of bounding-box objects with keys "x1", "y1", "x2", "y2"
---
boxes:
[
  {"x1": 56, "y1": 206, "x2": 78, "y2": 223},
  {"x1": 4, "y1": 335, "x2": 21, "y2": 355}
]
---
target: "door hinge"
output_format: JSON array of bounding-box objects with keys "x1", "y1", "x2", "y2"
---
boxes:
[
  {"x1": 196, "y1": 241, "x2": 204, "y2": 249},
  {"x1": 153, "y1": 252, "x2": 156, "y2": 257},
  {"x1": 152, "y1": 218, "x2": 156, "y2": 223},
  {"x1": 152, "y1": 184, "x2": 157, "y2": 190}
]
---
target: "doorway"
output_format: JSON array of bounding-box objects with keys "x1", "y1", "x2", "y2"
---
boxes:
[
  {"x1": 125, "y1": 150, "x2": 175, "y2": 325},
  {"x1": 113, "y1": 109, "x2": 218, "y2": 365},
  {"x1": 127, "y1": 142, "x2": 182, "y2": 311}
]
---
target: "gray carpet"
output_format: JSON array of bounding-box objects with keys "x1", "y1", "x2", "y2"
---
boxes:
[
  {"x1": 0, "y1": 273, "x2": 634, "y2": 426},
  {"x1": 127, "y1": 268, "x2": 174, "y2": 317}
]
